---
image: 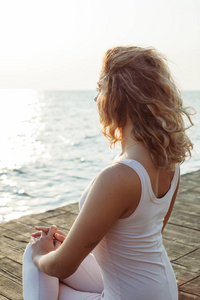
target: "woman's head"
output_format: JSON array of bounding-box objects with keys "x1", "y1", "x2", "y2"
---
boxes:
[{"x1": 96, "y1": 46, "x2": 193, "y2": 170}]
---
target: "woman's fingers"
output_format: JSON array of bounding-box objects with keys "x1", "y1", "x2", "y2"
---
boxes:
[
  {"x1": 41, "y1": 230, "x2": 46, "y2": 238},
  {"x1": 31, "y1": 231, "x2": 42, "y2": 238},
  {"x1": 31, "y1": 225, "x2": 66, "y2": 249},
  {"x1": 35, "y1": 226, "x2": 49, "y2": 233},
  {"x1": 32, "y1": 225, "x2": 66, "y2": 242},
  {"x1": 54, "y1": 239, "x2": 62, "y2": 250},
  {"x1": 56, "y1": 230, "x2": 67, "y2": 237},
  {"x1": 47, "y1": 225, "x2": 57, "y2": 239},
  {"x1": 55, "y1": 233, "x2": 66, "y2": 243},
  {"x1": 31, "y1": 226, "x2": 50, "y2": 238}
]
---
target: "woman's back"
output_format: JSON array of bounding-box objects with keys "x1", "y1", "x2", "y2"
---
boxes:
[{"x1": 90, "y1": 159, "x2": 179, "y2": 300}]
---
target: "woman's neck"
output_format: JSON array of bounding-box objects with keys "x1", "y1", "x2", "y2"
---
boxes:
[
  {"x1": 120, "y1": 120, "x2": 147, "y2": 158},
  {"x1": 120, "y1": 139, "x2": 146, "y2": 156},
  {"x1": 120, "y1": 120, "x2": 137, "y2": 153}
]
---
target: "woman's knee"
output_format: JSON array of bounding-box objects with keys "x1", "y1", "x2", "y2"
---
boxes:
[{"x1": 23, "y1": 242, "x2": 32, "y2": 262}]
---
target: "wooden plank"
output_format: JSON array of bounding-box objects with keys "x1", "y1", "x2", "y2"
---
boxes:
[
  {"x1": 179, "y1": 291, "x2": 200, "y2": 300},
  {"x1": 0, "y1": 275, "x2": 22, "y2": 300},
  {"x1": 180, "y1": 170, "x2": 200, "y2": 183},
  {"x1": 0, "y1": 228, "x2": 30, "y2": 243},
  {"x1": 0, "y1": 294, "x2": 10, "y2": 300},
  {"x1": 174, "y1": 249, "x2": 200, "y2": 273},
  {"x1": 42, "y1": 211, "x2": 78, "y2": 231},
  {"x1": 1, "y1": 221, "x2": 35, "y2": 237},
  {"x1": 163, "y1": 224, "x2": 200, "y2": 248},
  {"x1": 180, "y1": 276, "x2": 200, "y2": 297},
  {"x1": 172, "y1": 193, "x2": 200, "y2": 216},
  {"x1": 59, "y1": 203, "x2": 79, "y2": 214},
  {"x1": 0, "y1": 235, "x2": 28, "y2": 252},
  {"x1": 0, "y1": 257, "x2": 22, "y2": 282},
  {"x1": 0, "y1": 247, "x2": 23, "y2": 265},
  {"x1": 172, "y1": 263, "x2": 199, "y2": 285},
  {"x1": 163, "y1": 239, "x2": 196, "y2": 261},
  {"x1": 16, "y1": 204, "x2": 79, "y2": 223},
  {"x1": 169, "y1": 211, "x2": 200, "y2": 230}
]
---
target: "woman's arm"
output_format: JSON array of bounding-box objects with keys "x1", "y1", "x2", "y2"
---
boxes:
[
  {"x1": 31, "y1": 163, "x2": 141, "y2": 279},
  {"x1": 161, "y1": 173, "x2": 180, "y2": 233}
]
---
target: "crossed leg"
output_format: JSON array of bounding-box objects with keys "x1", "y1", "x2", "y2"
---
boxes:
[{"x1": 23, "y1": 243, "x2": 104, "y2": 300}]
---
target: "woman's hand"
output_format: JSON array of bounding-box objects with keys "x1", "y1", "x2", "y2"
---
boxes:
[
  {"x1": 31, "y1": 225, "x2": 58, "y2": 268},
  {"x1": 31, "y1": 225, "x2": 67, "y2": 246}
]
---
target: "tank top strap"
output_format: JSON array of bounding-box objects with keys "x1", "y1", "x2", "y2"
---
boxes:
[
  {"x1": 116, "y1": 158, "x2": 180, "y2": 203},
  {"x1": 117, "y1": 158, "x2": 152, "y2": 191},
  {"x1": 114, "y1": 159, "x2": 153, "y2": 221}
]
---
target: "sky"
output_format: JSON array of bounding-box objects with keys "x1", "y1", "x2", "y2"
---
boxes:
[{"x1": 0, "y1": 0, "x2": 199, "y2": 90}]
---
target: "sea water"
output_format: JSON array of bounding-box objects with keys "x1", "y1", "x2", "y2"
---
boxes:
[{"x1": 0, "y1": 90, "x2": 199, "y2": 223}]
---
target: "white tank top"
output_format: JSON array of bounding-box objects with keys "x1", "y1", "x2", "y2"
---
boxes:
[{"x1": 79, "y1": 159, "x2": 179, "y2": 300}]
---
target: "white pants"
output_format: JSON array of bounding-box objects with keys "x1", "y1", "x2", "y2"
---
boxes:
[{"x1": 23, "y1": 243, "x2": 104, "y2": 300}]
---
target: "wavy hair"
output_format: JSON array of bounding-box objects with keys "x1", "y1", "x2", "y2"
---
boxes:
[{"x1": 96, "y1": 46, "x2": 193, "y2": 170}]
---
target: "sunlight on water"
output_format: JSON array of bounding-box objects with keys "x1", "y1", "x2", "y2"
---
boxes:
[
  {"x1": 0, "y1": 89, "x2": 48, "y2": 222},
  {"x1": 0, "y1": 89, "x2": 44, "y2": 170}
]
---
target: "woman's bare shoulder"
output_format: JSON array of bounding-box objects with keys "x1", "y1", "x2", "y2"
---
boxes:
[
  {"x1": 93, "y1": 162, "x2": 141, "y2": 205},
  {"x1": 98, "y1": 162, "x2": 140, "y2": 184}
]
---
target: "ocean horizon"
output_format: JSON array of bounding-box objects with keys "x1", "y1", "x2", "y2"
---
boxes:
[{"x1": 0, "y1": 89, "x2": 199, "y2": 223}]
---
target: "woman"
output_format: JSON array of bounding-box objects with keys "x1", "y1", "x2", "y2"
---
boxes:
[{"x1": 23, "y1": 46, "x2": 193, "y2": 300}]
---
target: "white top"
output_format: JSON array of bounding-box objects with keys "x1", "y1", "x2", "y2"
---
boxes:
[{"x1": 79, "y1": 159, "x2": 179, "y2": 300}]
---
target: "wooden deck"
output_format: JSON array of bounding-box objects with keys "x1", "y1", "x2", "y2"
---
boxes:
[{"x1": 0, "y1": 170, "x2": 200, "y2": 299}]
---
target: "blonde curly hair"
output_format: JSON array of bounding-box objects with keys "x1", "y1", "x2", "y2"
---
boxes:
[{"x1": 96, "y1": 46, "x2": 193, "y2": 170}]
